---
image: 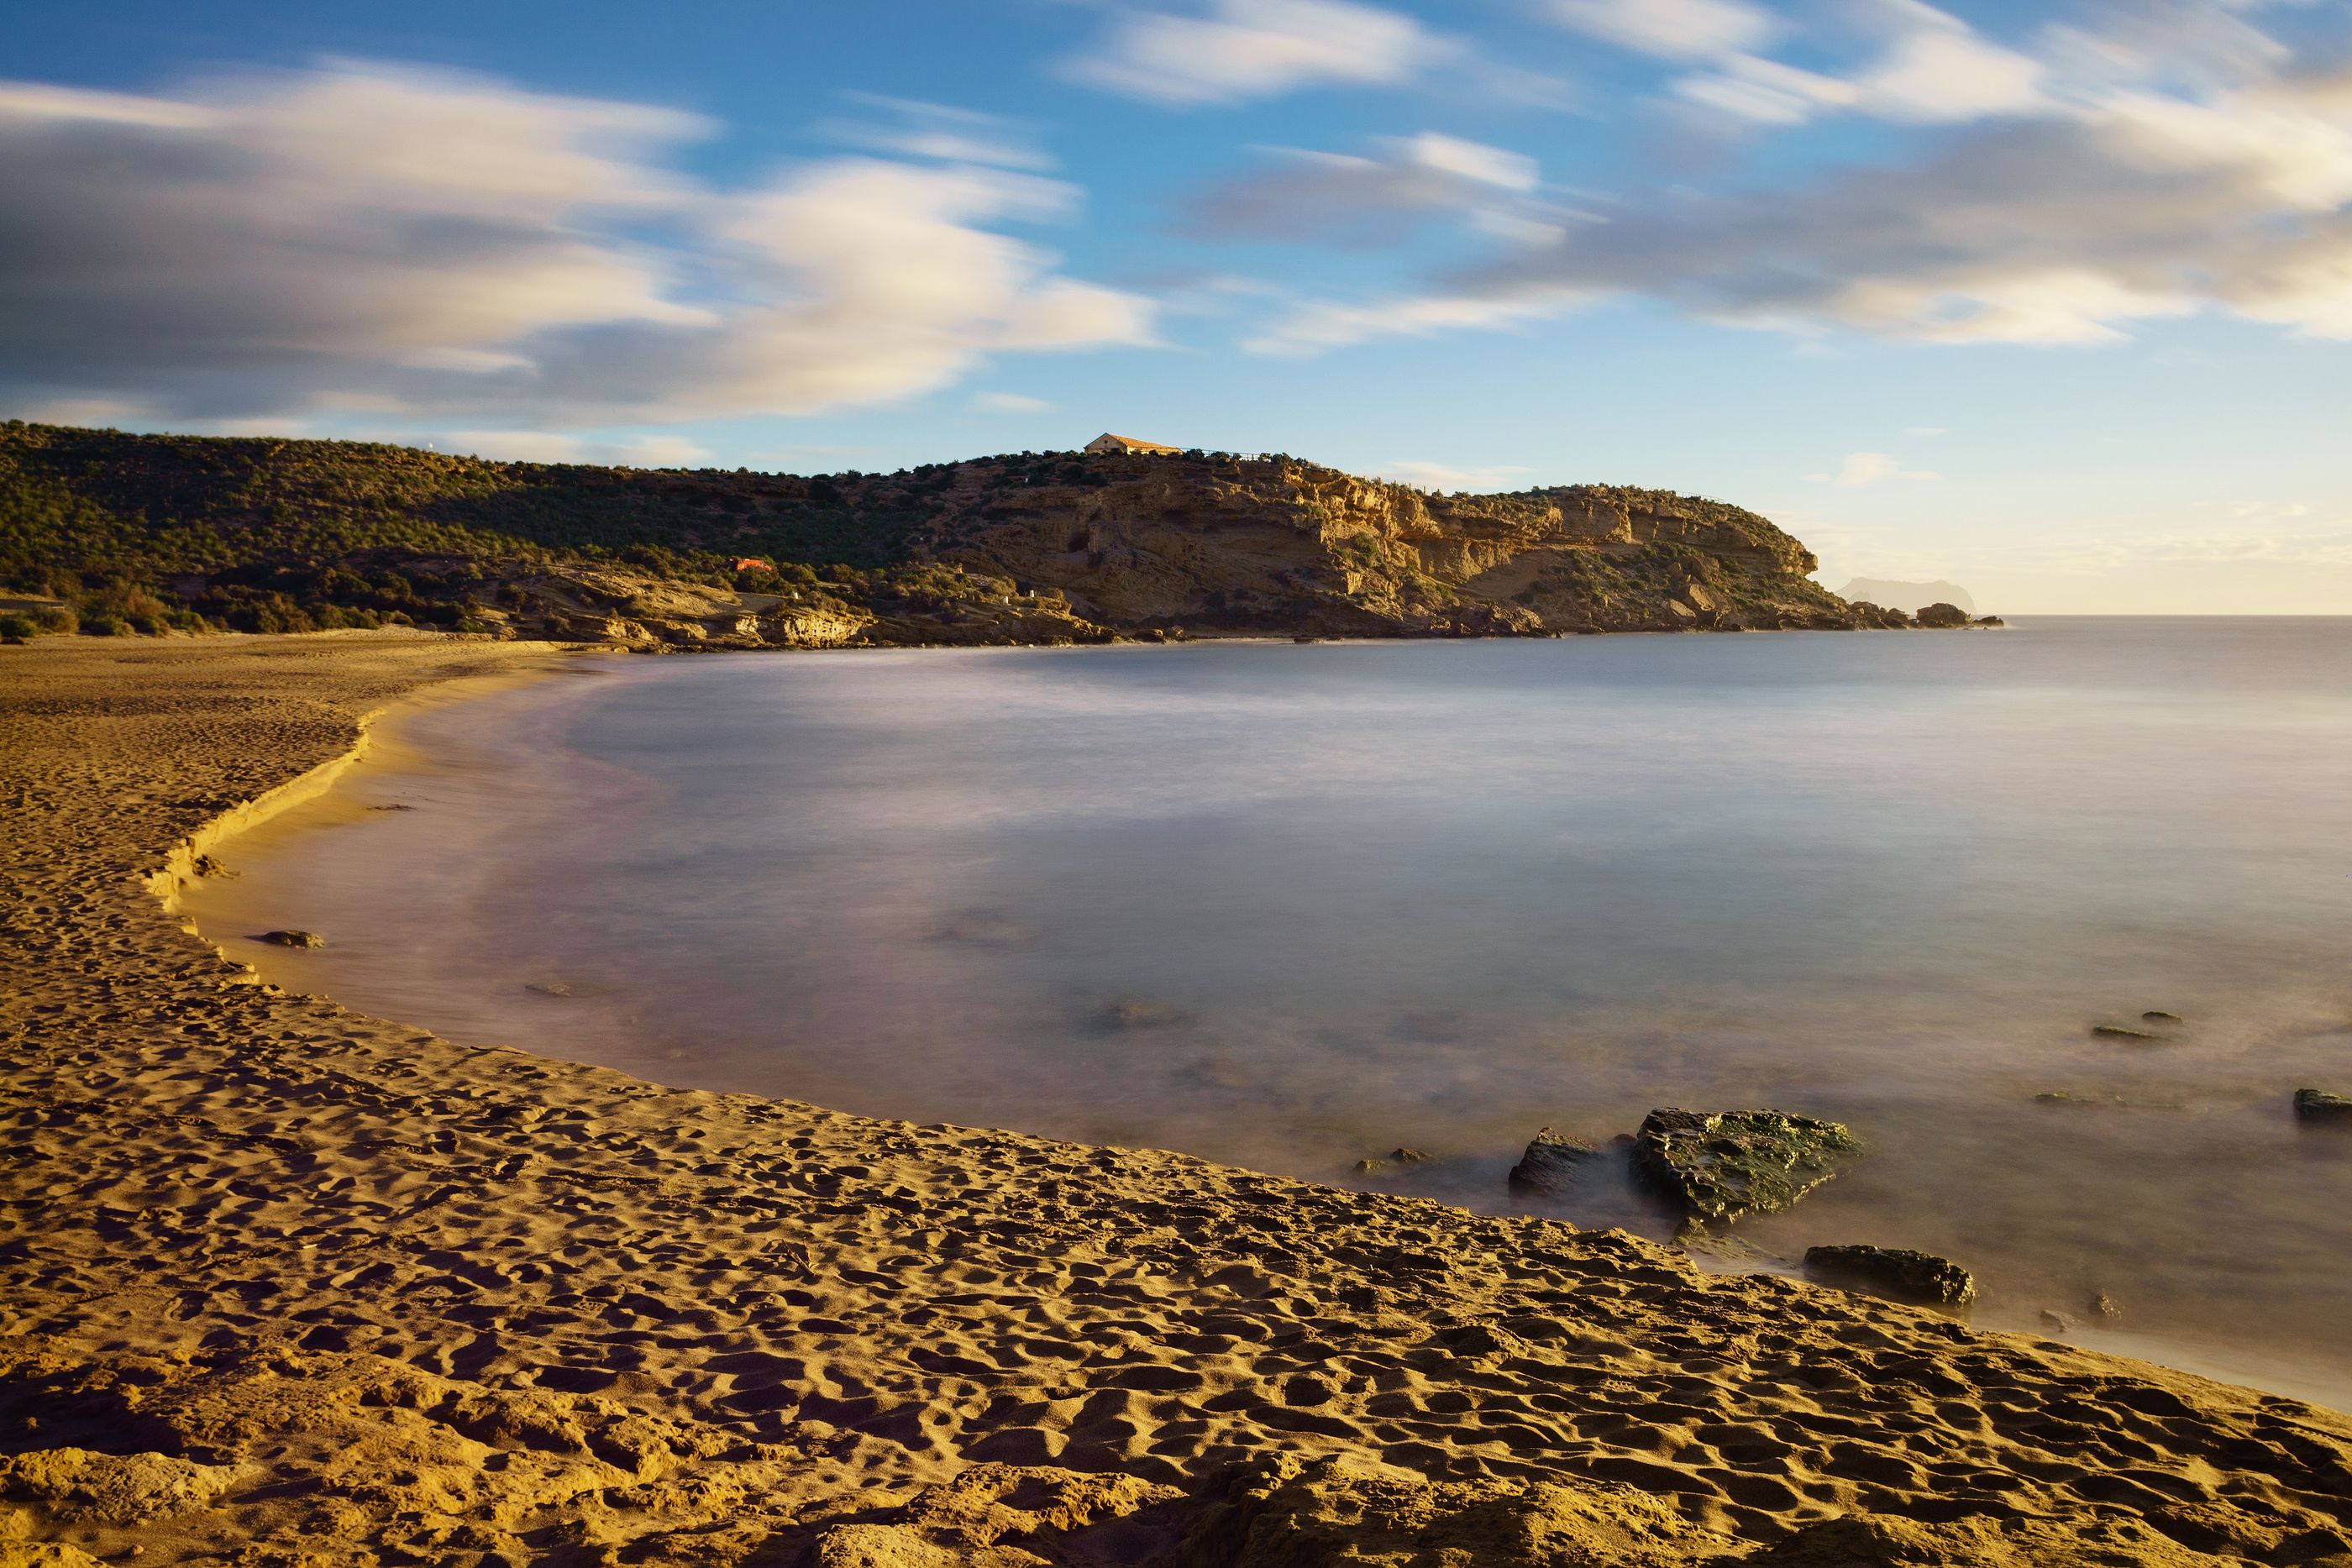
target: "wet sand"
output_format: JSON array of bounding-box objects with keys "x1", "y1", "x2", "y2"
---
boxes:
[{"x1": 3, "y1": 632, "x2": 2351, "y2": 1567}]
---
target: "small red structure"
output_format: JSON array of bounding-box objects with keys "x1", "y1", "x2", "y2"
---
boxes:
[{"x1": 732, "y1": 557, "x2": 773, "y2": 574}]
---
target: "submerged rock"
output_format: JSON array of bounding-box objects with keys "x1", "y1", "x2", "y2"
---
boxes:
[
  {"x1": 1804, "y1": 1245, "x2": 1977, "y2": 1308},
  {"x1": 1507, "y1": 1128, "x2": 1599, "y2": 1195},
  {"x1": 256, "y1": 929, "x2": 323, "y2": 948},
  {"x1": 2142, "y1": 1010, "x2": 2183, "y2": 1023},
  {"x1": 2092, "y1": 1024, "x2": 2160, "y2": 1040},
  {"x1": 1389, "y1": 1147, "x2": 1430, "y2": 1164},
  {"x1": 2294, "y1": 1088, "x2": 2352, "y2": 1122},
  {"x1": 1631, "y1": 1108, "x2": 1861, "y2": 1223}
]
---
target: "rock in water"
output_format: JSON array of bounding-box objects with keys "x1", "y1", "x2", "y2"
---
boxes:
[
  {"x1": 1804, "y1": 1245, "x2": 1977, "y2": 1308},
  {"x1": 1914, "y1": 601, "x2": 1970, "y2": 627},
  {"x1": 1507, "y1": 1128, "x2": 1599, "y2": 1194},
  {"x1": 1631, "y1": 1108, "x2": 1860, "y2": 1222},
  {"x1": 2294, "y1": 1088, "x2": 2352, "y2": 1122},
  {"x1": 256, "y1": 929, "x2": 323, "y2": 948}
]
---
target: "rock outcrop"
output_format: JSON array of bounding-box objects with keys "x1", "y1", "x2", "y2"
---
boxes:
[
  {"x1": 1508, "y1": 1128, "x2": 1600, "y2": 1194},
  {"x1": 1632, "y1": 1109, "x2": 1861, "y2": 1224},
  {"x1": 1803, "y1": 1245, "x2": 1977, "y2": 1308},
  {"x1": 2295, "y1": 1088, "x2": 2351, "y2": 1122}
]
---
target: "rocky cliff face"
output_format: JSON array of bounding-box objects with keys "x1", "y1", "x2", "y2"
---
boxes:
[{"x1": 919, "y1": 451, "x2": 1851, "y2": 640}]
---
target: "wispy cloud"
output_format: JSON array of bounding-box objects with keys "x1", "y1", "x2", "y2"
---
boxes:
[
  {"x1": 1244, "y1": 288, "x2": 1582, "y2": 356},
  {"x1": 0, "y1": 62, "x2": 1156, "y2": 429},
  {"x1": 1187, "y1": 131, "x2": 1551, "y2": 248},
  {"x1": 969, "y1": 391, "x2": 1055, "y2": 414},
  {"x1": 1544, "y1": 0, "x2": 1777, "y2": 62},
  {"x1": 1204, "y1": 2, "x2": 2350, "y2": 359},
  {"x1": 1805, "y1": 452, "x2": 1938, "y2": 487},
  {"x1": 1062, "y1": 0, "x2": 1443, "y2": 106},
  {"x1": 1376, "y1": 459, "x2": 1532, "y2": 491},
  {"x1": 820, "y1": 92, "x2": 1055, "y2": 170}
]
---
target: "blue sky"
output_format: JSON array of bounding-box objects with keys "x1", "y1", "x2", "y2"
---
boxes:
[{"x1": 6, "y1": 0, "x2": 2352, "y2": 611}]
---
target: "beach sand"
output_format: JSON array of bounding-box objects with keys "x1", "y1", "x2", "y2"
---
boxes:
[{"x1": 3, "y1": 632, "x2": 2349, "y2": 1567}]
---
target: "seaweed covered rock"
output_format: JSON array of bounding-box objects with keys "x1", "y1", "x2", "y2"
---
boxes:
[
  {"x1": 1804, "y1": 1245, "x2": 1977, "y2": 1308},
  {"x1": 2295, "y1": 1088, "x2": 2352, "y2": 1122},
  {"x1": 1632, "y1": 1108, "x2": 1860, "y2": 1223},
  {"x1": 1507, "y1": 1128, "x2": 1599, "y2": 1195}
]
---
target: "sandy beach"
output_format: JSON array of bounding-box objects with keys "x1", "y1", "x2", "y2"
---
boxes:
[{"x1": 5, "y1": 633, "x2": 2352, "y2": 1568}]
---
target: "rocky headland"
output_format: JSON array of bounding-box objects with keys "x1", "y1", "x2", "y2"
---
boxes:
[{"x1": 3, "y1": 422, "x2": 2001, "y2": 653}]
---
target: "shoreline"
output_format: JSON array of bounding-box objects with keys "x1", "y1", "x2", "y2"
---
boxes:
[
  {"x1": 6, "y1": 632, "x2": 2352, "y2": 1565},
  {"x1": 192, "y1": 641, "x2": 2352, "y2": 1418}
]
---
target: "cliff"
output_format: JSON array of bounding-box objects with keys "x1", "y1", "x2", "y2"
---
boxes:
[{"x1": 2, "y1": 424, "x2": 1949, "y2": 648}]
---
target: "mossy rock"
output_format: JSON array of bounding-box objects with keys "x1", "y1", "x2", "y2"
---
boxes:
[
  {"x1": 1804, "y1": 1244, "x2": 1977, "y2": 1308},
  {"x1": 1632, "y1": 1108, "x2": 1861, "y2": 1222},
  {"x1": 2294, "y1": 1088, "x2": 2351, "y2": 1122}
]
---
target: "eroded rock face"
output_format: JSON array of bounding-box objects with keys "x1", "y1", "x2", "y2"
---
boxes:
[
  {"x1": 1507, "y1": 1128, "x2": 1599, "y2": 1195},
  {"x1": 934, "y1": 455, "x2": 1849, "y2": 642},
  {"x1": 1632, "y1": 1109, "x2": 1861, "y2": 1223},
  {"x1": 1804, "y1": 1245, "x2": 1977, "y2": 1308}
]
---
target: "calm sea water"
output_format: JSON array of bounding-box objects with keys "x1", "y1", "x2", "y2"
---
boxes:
[{"x1": 190, "y1": 621, "x2": 2352, "y2": 1404}]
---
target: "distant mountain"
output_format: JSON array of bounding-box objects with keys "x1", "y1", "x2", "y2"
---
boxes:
[{"x1": 1835, "y1": 578, "x2": 1977, "y2": 616}]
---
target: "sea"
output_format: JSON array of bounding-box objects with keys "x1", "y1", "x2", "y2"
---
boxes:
[{"x1": 185, "y1": 619, "x2": 2352, "y2": 1408}]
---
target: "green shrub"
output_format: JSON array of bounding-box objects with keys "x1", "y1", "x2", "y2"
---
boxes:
[
  {"x1": 80, "y1": 611, "x2": 129, "y2": 636},
  {"x1": 0, "y1": 611, "x2": 34, "y2": 641}
]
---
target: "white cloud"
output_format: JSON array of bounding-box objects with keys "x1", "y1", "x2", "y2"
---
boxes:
[
  {"x1": 1244, "y1": 289, "x2": 1581, "y2": 355},
  {"x1": 1454, "y1": 47, "x2": 2352, "y2": 349},
  {"x1": 1671, "y1": 5, "x2": 2042, "y2": 129},
  {"x1": 1805, "y1": 452, "x2": 1938, "y2": 486},
  {"x1": 969, "y1": 391, "x2": 1055, "y2": 414},
  {"x1": 0, "y1": 62, "x2": 1156, "y2": 427},
  {"x1": 1376, "y1": 459, "x2": 1532, "y2": 490},
  {"x1": 1853, "y1": 20, "x2": 2046, "y2": 123},
  {"x1": 1675, "y1": 55, "x2": 1860, "y2": 125},
  {"x1": 1188, "y1": 131, "x2": 1546, "y2": 246},
  {"x1": 1544, "y1": 0, "x2": 1776, "y2": 60},
  {"x1": 1064, "y1": 0, "x2": 1439, "y2": 106},
  {"x1": 1905, "y1": 425, "x2": 1948, "y2": 436},
  {"x1": 822, "y1": 93, "x2": 1055, "y2": 171}
]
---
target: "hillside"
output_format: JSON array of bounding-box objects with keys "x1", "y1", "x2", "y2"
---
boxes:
[{"x1": 1, "y1": 422, "x2": 1938, "y2": 648}]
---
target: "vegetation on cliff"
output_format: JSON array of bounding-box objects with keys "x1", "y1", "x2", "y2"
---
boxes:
[{"x1": 2, "y1": 421, "x2": 1883, "y2": 648}]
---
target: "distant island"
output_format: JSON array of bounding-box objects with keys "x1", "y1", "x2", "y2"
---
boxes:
[
  {"x1": 3, "y1": 422, "x2": 1992, "y2": 648},
  {"x1": 1836, "y1": 577, "x2": 1978, "y2": 616}
]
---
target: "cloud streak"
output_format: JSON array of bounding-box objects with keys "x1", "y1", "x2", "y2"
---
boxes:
[
  {"x1": 1062, "y1": 0, "x2": 1439, "y2": 107},
  {"x1": 1250, "y1": 8, "x2": 2352, "y2": 354},
  {"x1": 0, "y1": 62, "x2": 1154, "y2": 429}
]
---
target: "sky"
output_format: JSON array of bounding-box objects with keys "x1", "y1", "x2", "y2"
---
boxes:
[{"x1": 5, "y1": 1, "x2": 2352, "y2": 611}]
